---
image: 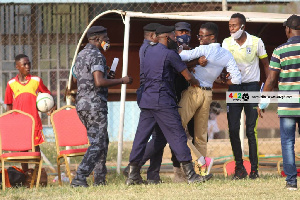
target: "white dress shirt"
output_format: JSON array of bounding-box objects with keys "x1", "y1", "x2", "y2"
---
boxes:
[{"x1": 180, "y1": 43, "x2": 242, "y2": 88}]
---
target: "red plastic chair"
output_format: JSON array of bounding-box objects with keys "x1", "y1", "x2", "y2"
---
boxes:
[
  {"x1": 0, "y1": 110, "x2": 43, "y2": 191},
  {"x1": 50, "y1": 105, "x2": 88, "y2": 185},
  {"x1": 223, "y1": 158, "x2": 251, "y2": 177}
]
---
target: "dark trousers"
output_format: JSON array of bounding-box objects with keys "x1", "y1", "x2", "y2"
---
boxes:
[
  {"x1": 227, "y1": 82, "x2": 260, "y2": 171},
  {"x1": 75, "y1": 110, "x2": 109, "y2": 182},
  {"x1": 138, "y1": 124, "x2": 166, "y2": 180},
  {"x1": 129, "y1": 108, "x2": 192, "y2": 167}
]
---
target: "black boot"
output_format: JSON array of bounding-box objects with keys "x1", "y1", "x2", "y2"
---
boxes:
[
  {"x1": 182, "y1": 162, "x2": 205, "y2": 184},
  {"x1": 125, "y1": 165, "x2": 145, "y2": 185},
  {"x1": 123, "y1": 165, "x2": 129, "y2": 178}
]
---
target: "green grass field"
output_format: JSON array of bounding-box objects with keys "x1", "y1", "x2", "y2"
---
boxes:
[
  {"x1": 1, "y1": 142, "x2": 298, "y2": 199},
  {"x1": 1, "y1": 173, "x2": 299, "y2": 200}
]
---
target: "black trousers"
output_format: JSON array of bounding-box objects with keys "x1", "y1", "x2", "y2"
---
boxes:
[{"x1": 227, "y1": 82, "x2": 260, "y2": 171}]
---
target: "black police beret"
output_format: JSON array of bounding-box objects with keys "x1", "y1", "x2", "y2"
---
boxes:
[
  {"x1": 175, "y1": 22, "x2": 191, "y2": 31},
  {"x1": 155, "y1": 25, "x2": 175, "y2": 35},
  {"x1": 283, "y1": 15, "x2": 300, "y2": 30},
  {"x1": 87, "y1": 26, "x2": 107, "y2": 38},
  {"x1": 143, "y1": 23, "x2": 162, "y2": 32}
]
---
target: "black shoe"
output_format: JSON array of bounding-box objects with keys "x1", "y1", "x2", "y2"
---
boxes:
[
  {"x1": 285, "y1": 183, "x2": 297, "y2": 191},
  {"x1": 182, "y1": 162, "x2": 205, "y2": 184},
  {"x1": 249, "y1": 171, "x2": 259, "y2": 179},
  {"x1": 204, "y1": 173, "x2": 213, "y2": 181},
  {"x1": 125, "y1": 165, "x2": 145, "y2": 186},
  {"x1": 147, "y1": 179, "x2": 163, "y2": 185},
  {"x1": 71, "y1": 179, "x2": 89, "y2": 187},
  {"x1": 232, "y1": 166, "x2": 248, "y2": 180},
  {"x1": 123, "y1": 165, "x2": 129, "y2": 178},
  {"x1": 94, "y1": 180, "x2": 107, "y2": 186}
]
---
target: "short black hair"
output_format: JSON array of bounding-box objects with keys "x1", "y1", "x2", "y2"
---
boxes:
[
  {"x1": 231, "y1": 13, "x2": 246, "y2": 25},
  {"x1": 15, "y1": 54, "x2": 28, "y2": 63},
  {"x1": 200, "y1": 22, "x2": 219, "y2": 40}
]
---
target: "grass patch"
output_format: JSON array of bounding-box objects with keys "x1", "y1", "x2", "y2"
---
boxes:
[
  {"x1": 39, "y1": 141, "x2": 131, "y2": 167},
  {"x1": 0, "y1": 173, "x2": 297, "y2": 200}
]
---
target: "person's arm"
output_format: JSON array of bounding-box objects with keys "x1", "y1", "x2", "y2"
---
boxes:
[
  {"x1": 224, "y1": 53, "x2": 242, "y2": 85},
  {"x1": 6, "y1": 104, "x2": 12, "y2": 111},
  {"x1": 93, "y1": 71, "x2": 132, "y2": 87},
  {"x1": 179, "y1": 46, "x2": 205, "y2": 62},
  {"x1": 170, "y1": 51, "x2": 200, "y2": 87},
  {"x1": 4, "y1": 83, "x2": 13, "y2": 111},
  {"x1": 257, "y1": 69, "x2": 279, "y2": 118},
  {"x1": 180, "y1": 68, "x2": 200, "y2": 87},
  {"x1": 257, "y1": 39, "x2": 269, "y2": 78},
  {"x1": 38, "y1": 78, "x2": 57, "y2": 115},
  {"x1": 260, "y1": 57, "x2": 269, "y2": 78}
]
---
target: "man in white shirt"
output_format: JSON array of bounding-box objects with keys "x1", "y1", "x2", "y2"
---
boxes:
[
  {"x1": 179, "y1": 22, "x2": 242, "y2": 175},
  {"x1": 222, "y1": 13, "x2": 269, "y2": 180}
]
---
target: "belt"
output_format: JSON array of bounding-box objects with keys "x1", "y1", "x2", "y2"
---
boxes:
[{"x1": 199, "y1": 86, "x2": 212, "y2": 90}]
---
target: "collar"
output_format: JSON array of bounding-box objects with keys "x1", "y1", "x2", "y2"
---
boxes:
[
  {"x1": 85, "y1": 43, "x2": 98, "y2": 50},
  {"x1": 230, "y1": 32, "x2": 253, "y2": 48},
  {"x1": 16, "y1": 74, "x2": 31, "y2": 83},
  {"x1": 208, "y1": 43, "x2": 221, "y2": 47},
  {"x1": 287, "y1": 36, "x2": 300, "y2": 43}
]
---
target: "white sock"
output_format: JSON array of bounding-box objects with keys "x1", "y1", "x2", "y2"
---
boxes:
[{"x1": 197, "y1": 156, "x2": 206, "y2": 166}]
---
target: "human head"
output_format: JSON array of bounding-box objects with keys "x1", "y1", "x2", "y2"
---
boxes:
[
  {"x1": 210, "y1": 102, "x2": 222, "y2": 115},
  {"x1": 229, "y1": 13, "x2": 246, "y2": 40},
  {"x1": 15, "y1": 54, "x2": 31, "y2": 76},
  {"x1": 156, "y1": 25, "x2": 178, "y2": 50},
  {"x1": 143, "y1": 23, "x2": 161, "y2": 43},
  {"x1": 198, "y1": 22, "x2": 218, "y2": 45},
  {"x1": 283, "y1": 14, "x2": 300, "y2": 39},
  {"x1": 87, "y1": 26, "x2": 110, "y2": 51},
  {"x1": 175, "y1": 22, "x2": 191, "y2": 45}
]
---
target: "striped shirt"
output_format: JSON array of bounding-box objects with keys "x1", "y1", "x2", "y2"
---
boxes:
[{"x1": 269, "y1": 36, "x2": 300, "y2": 117}]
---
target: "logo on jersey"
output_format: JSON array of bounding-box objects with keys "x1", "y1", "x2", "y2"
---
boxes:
[{"x1": 246, "y1": 47, "x2": 251, "y2": 54}]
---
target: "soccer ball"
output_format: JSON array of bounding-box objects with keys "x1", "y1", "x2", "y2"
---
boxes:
[{"x1": 36, "y1": 93, "x2": 54, "y2": 113}]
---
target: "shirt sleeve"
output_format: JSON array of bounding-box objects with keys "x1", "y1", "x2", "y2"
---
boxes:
[
  {"x1": 168, "y1": 50, "x2": 187, "y2": 73},
  {"x1": 257, "y1": 39, "x2": 268, "y2": 59},
  {"x1": 4, "y1": 82, "x2": 13, "y2": 105},
  {"x1": 91, "y1": 54, "x2": 106, "y2": 74},
  {"x1": 179, "y1": 46, "x2": 205, "y2": 62},
  {"x1": 269, "y1": 48, "x2": 281, "y2": 72},
  {"x1": 38, "y1": 78, "x2": 51, "y2": 94},
  {"x1": 225, "y1": 52, "x2": 242, "y2": 85},
  {"x1": 222, "y1": 39, "x2": 228, "y2": 50}
]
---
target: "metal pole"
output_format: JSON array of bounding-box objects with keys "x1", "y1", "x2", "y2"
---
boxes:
[
  {"x1": 116, "y1": 14, "x2": 130, "y2": 174},
  {"x1": 240, "y1": 109, "x2": 245, "y2": 157},
  {"x1": 222, "y1": 0, "x2": 228, "y2": 11}
]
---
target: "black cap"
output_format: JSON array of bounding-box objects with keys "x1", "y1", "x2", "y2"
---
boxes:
[
  {"x1": 87, "y1": 26, "x2": 107, "y2": 38},
  {"x1": 175, "y1": 22, "x2": 191, "y2": 31},
  {"x1": 283, "y1": 15, "x2": 300, "y2": 30},
  {"x1": 156, "y1": 25, "x2": 175, "y2": 35},
  {"x1": 143, "y1": 23, "x2": 162, "y2": 32}
]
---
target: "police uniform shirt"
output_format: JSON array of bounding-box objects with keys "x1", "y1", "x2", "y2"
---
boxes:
[
  {"x1": 139, "y1": 43, "x2": 187, "y2": 109},
  {"x1": 222, "y1": 32, "x2": 267, "y2": 83},
  {"x1": 73, "y1": 43, "x2": 108, "y2": 111},
  {"x1": 139, "y1": 39, "x2": 151, "y2": 85}
]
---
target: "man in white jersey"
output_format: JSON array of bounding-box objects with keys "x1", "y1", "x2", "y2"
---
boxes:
[
  {"x1": 222, "y1": 13, "x2": 269, "y2": 180},
  {"x1": 179, "y1": 22, "x2": 242, "y2": 175}
]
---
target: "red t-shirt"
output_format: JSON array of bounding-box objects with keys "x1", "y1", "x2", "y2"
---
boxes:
[{"x1": 4, "y1": 74, "x2": 51, "y2": 145}]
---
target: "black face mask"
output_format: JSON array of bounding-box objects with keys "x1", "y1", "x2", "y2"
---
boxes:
[{"x1": 167, "y1": 37, "x2": 178, "y2": 51}]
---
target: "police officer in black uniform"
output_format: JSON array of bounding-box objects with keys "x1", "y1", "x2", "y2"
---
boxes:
[
  {"x1": 71, "y1": 26, "x2": 132, "y2": 187},
  {"x1": 126, "y1": 25, "x2": 206, "y2": 185}
]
